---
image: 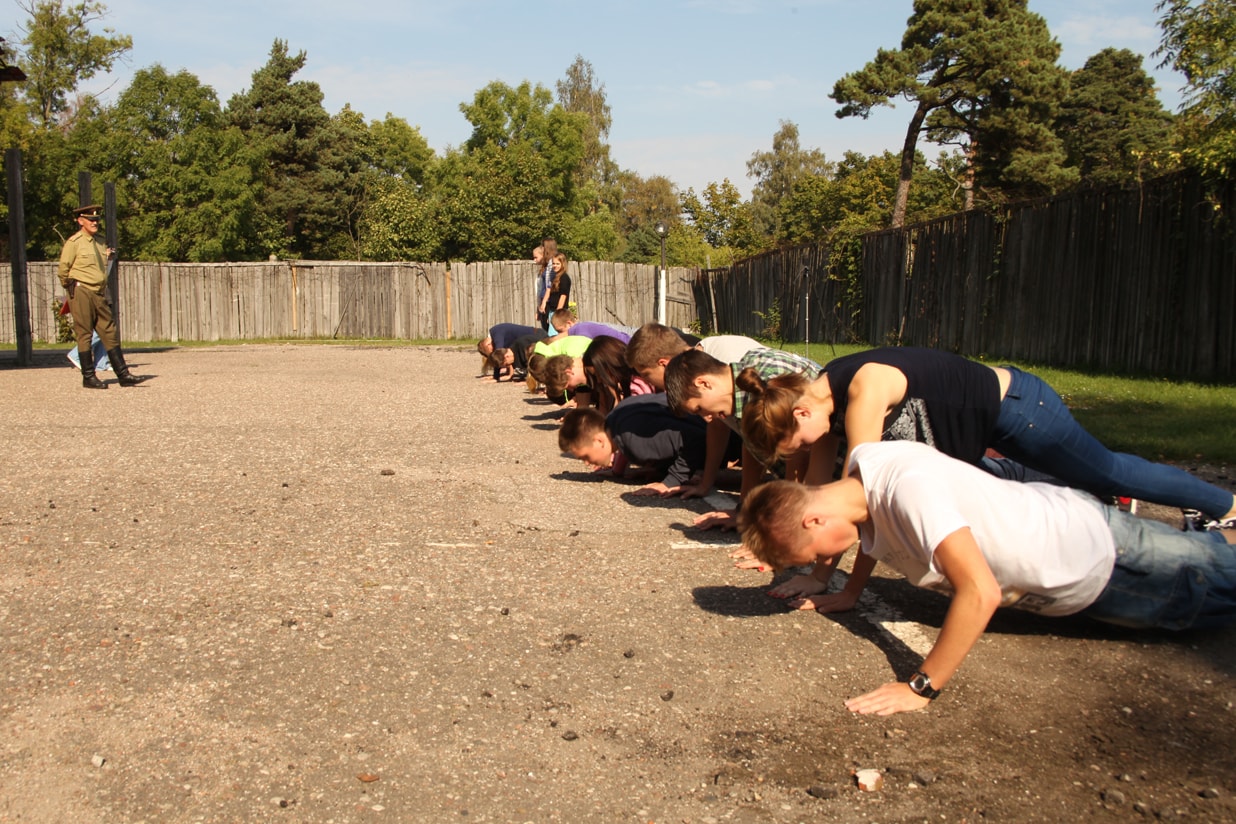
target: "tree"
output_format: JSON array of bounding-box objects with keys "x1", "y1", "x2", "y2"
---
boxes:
[
  {"x1": 16, "y1": 0, "x2": 131, "y2": 128},
  {"x1": 746, "y1": 121, "x2": 830, "y2": 240},
  {"x1": 1056, "y1": 48, "x2": 1175, "y2": 187},
  {"x1": 433, "y1": 140, "x2": 561, "y2": 261},
  {"x1": 615, "y1": 172, "x2": 677, "y2": 235},
  {"x1": 367, "y1": 114, "x2": 435, "y2": 187},
  {"x1": 832, "y1": 0, "x2": 1072, "y2": 225},
  {"x1": 777, "y1": 150, "x2": 962, "y2": 246},
  {"x1": 80, "y1": 65, "x2": 260, "y2": 261},
  {"x1": 680, "y1": 180, "x2": 758, "y2": 251},
  {"x1": 555, "y1": 55, "x2": 616, "y2": 193},
  {"x1": 226, "y1": 40, "x2": 343, "y2": 259},
  {"x1": 358, "y1": 178, "x2": 441, "y2": 262},
  {"x1": 1155, "y1": 0, "x2": 1236, "y2": 177}
]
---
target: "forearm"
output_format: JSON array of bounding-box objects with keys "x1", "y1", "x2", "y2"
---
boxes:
[
  {"x1": 738, "y1": 444, "x2": 765, "y2": 501},
  {"x1": 695, "y1": 420, "x2": 730, "y2": 489},
  {"x1": 917, "y1": 530, "x2": 1002, "y2": 690},
  {"x1": 839, "y1": 550, "x2": 875, "y2": 595},
  {"x1": 805, "y1": 435, "x2": 841, "y2": 484},
  {"x1": 918, "y1": 585, "x2": 998, "y2": 690}
]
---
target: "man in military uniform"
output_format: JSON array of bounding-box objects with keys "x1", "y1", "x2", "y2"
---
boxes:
[{"x1": 58, "y1": 205, "x2": 147, "y2": 388}]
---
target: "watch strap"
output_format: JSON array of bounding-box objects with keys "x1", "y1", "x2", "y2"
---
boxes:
[{"x1": 908, "y1": 670, "x2": 940, "y2": 699}]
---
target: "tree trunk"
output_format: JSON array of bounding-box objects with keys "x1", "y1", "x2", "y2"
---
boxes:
[{"x1": 892, "y1": 102, "x2": 930, "y2": 229}]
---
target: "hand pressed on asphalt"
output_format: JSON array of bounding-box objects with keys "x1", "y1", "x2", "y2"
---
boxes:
[{"x1": 845, "y1": 681, "x2": 931, "y2": 716}]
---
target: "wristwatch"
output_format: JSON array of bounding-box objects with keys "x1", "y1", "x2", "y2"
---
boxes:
[{"x1": 907, "y1": 670, "x2": 940, "y2": 700}]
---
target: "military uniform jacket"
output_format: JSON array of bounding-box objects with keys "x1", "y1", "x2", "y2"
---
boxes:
[{"x1": 58, "y1": 230, "x2": 109, "y2": 289}]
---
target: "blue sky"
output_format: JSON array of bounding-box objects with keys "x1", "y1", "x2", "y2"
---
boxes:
[{"x1": 52, "y1": 0, "x2": 1182, "y2": 197}]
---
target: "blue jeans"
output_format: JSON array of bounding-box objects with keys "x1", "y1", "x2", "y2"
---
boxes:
[
  {"x1": 1083, "y1": 503, "x2": 1235, "y2": 630},
  {"x1": 991, "y1": 367, "x2": 1233, "y2": 518},
  {"x1": 65, "y1": 330, "x2": 111, "y2": 372}
]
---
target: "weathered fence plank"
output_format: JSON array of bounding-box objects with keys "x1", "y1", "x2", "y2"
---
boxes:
[{"x1": 3, "y1": 260, "x2": 699, "y2": 345}]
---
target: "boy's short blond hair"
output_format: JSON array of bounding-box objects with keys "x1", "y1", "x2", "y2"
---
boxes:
[
  {"x1": 626, "y1": 323, "x2": 691, "y2": 371},
  {"x1": 558, "y1": 407, "x2": 606, "y2": 452},
  {"x1": 738, "y1": 480, "x2": 812, "y2": 570},
  {"x1": 550, "y1": 309, "x2": 577, "y2": 332}
]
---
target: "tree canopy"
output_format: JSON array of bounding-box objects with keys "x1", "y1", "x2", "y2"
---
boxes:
[
  {"x1": 832, "y1": 0, "x2": 1074, "y2": 223},
  {"x1": 2, "y1": 0, "x2": 1228, "y2": 267}
]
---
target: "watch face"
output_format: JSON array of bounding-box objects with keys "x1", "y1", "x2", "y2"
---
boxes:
[{"x1": 909, "y1": 674, "x2": 928, "y2": 692}]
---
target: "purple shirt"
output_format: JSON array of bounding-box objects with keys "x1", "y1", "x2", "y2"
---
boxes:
[{"x1": 565, "y1": 322, "x2": 631, "y2": 344}]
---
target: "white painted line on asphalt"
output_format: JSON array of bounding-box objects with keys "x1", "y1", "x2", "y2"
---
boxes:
[
  {"x1": 671, "y1": 541, "x2": 737, "y2": 550},
  {"x1": 856, "y1": 595, "x2": 935, "y2": 657}
]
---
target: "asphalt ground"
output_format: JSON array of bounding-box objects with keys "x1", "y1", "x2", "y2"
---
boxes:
[{"x1": 2, "y1": 344, "x2": 1234, "y2": 823}]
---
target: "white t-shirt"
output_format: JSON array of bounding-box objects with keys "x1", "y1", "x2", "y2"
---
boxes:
[
  {"x1": 699, "y1": 335, "x2": 766, "y2": 365},
  {"x1": 850, "y1": 441, "x2": 1116, "y2": 616}
]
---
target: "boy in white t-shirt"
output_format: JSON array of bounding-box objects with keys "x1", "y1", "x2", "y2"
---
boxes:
[{"x1": 739, "y1": 441, "x2": 1236, "y2": 717}]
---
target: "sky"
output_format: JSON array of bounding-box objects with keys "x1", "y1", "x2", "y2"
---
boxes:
[{"x1": 37, "y1": 0, "x2": 1184, "y2": 198}]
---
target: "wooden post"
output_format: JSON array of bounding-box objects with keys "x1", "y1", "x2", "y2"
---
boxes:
[
  {"x1": 5, "y1": 148, "x2": 32, "y2": 366},
  {"x1": 289, "y1": 262, "x2": 299, "y2": 334},
  {"x1": 445, "y1": 265, "x2": 452, "y2": 339},
  {"x1": 104, "y1": 182, "x2": 119, "y2": 336}
]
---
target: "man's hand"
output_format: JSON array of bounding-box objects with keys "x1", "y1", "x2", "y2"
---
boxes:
[
  {"x1": 65, "y1": 279, "x2": 77, "y2": 299},
  {"x1": 768, "y1": 574, "x2": 829, "y2": 600},
  {"x1": 692, "y1": 509, "x2": 736, "y2": 530},
  {"x1": 844, "y1": 681, "x2": 931, "y2": 716},
  {"x1": 675, "y1": 480, "x2": 713, "y2": 499},
  {"x1": 631, "y1": 481, "x2": 672, "y2": 496}
]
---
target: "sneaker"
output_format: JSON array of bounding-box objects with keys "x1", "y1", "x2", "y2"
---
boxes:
[{"x1": 1181, "y1": 508, "x2": 1207, "y2": 531}]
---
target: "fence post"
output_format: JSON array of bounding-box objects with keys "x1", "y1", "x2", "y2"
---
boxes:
[{"x1": 5, "y1": 148, "x2": 31, "y2": 366}]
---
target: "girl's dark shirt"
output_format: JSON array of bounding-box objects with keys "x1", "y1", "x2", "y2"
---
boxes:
[
  {"x1": 547, "y1": 273, "x2": 572, "y2": 312},
  {"x1": 823, "y1": 347, "x2": 1001, "y2": 465}
]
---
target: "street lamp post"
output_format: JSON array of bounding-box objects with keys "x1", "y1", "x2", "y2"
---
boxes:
[{"x1": 654, "y1": 221, "x2": 668, "y2": 324}]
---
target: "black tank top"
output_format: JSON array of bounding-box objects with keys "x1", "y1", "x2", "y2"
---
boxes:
[{"x1": 824, "y1": 347, "x2": 1001, "y2": 465}]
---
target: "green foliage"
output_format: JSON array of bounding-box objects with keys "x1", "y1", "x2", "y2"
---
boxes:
[
  {"x1": 460, "y1": 79, "x2": 586, "y2": 210},
  {"x1": 565, "y1": 205, "x2": 622, "y2": 262},
  {"x1": 16, "y1": 0, "x2": 132, "y2": 128},
  {"x1": 1155, "y1": 0, "x2": 1236, "y2": 178},
  {"x1": 555, "y1": 55, "x2": 617, "y2": 197},
  {"x1": 746, "y1": 121, "x2": 831, "y2": 240},
  {"x1": 367, "y1": 114, "x2": 435, "y2": 187},
  {"x1": 226, "y1": 40, "x2": 345, "y2": 259},
  {"x1": 680, "y1": 179, "x2": 759, "y2": 251},
  {"x1": 52, "y1": 297, "x2": 72, "y2": 342},
  {"x1": 1057, "y1": 48, "x2": 1176, "y2": 187},
  {"x1": 777, "y1": 150, "x2": 962, "y2": 245},
  {"x1": 80, "y1": 65, "x2": 261, "y2": 261},
  {"x1": 615, "y1": 171, "x2": 677, "y2": 238},
  {"x1": 358, "y1": 179, "x2": 441, "y2": 262},
  {"x1": 434, "y1": 140, "x2": 561, "y2": 262},
  {"x1": 753, "y1": 297, "x2": 784, "y2": 346},
  {"x1": 832, "y1": 0, "x2": 1075, "y2": 223}
]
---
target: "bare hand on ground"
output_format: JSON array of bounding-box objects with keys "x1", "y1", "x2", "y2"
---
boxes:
[
  {"x1": 692, "y1": 510, "x2": 736, "y2": 530},
  {"x1": 675, "y1": 481, "x2": 712, "y2": 499},
  {"x1": 844, "y1": 682, "x2": 930, "y2": 716},
  {"x1": 631, "y1": 481, "x2": 672, "y2": 496}
]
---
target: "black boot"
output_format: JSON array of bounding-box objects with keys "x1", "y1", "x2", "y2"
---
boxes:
[
  {"x1": 107, "y1": 347, "x2": 148, "y2": 387},
  {"x1": 80, "y1": 351, "x2": 107, "y2": 389}
]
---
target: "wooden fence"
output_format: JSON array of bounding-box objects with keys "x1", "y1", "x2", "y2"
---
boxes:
[
  {"x1": 2, "y1": 259, "x2": 699, "y2": 344},
  {"x1": 697, "y1": 171, "x2": 1235, "y2": 380},
  {"x1": 8, "y1": 172, "x2": 1231, "y2": 380}
]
